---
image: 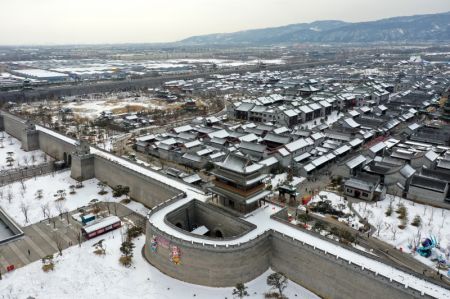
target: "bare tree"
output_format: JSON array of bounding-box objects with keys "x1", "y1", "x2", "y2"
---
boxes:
[
  {"x1": 22, "y1": 156, "x2": 29, "y2": 167},
  {"x1": 52, "y1": 232, "x2": 64, "y2": 256},
  {"x1": 428, "y1": 208, "x2": 434, "y2": 226},
  {"x1": 375, "y1": 216, "x2": 384, "y2": 237},
  {"x1": 20, "y1": 179, "x2": 27, "y2": 193},
  {"x1": 64, "y1": 208, "x2": 70, "y2": 225},
  {"x1": 40, "y1": 202, "x2": 50, "y2": 219},
  {"x1": 6, "y1": 190, "x2": 13, "y2": 204},
  {"x1": 391, "y1": 226, "x2": 398, "y2": 241},
  {"x1": 54, "y1": 200, "x2": 66, "y2": 220},
  {"x1": 20, "y1": 202, "x2": 30, "y2": 223}
]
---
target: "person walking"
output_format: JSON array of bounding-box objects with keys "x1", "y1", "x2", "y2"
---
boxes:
[{"x1": 27, "y1": 249, "x2": 30, "y2": 256}]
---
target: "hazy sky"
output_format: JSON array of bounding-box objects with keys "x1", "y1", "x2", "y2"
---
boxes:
[{"x1": 1, "y1": 0, "x2": 449, "y2": 45}]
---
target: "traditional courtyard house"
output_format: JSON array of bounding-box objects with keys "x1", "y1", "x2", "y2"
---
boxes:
[
  {"x1": 436, "y1": 151, "x2": 450, "y2": 171},
  {"x1": 234, "y1": 102, "x2": 255, "y2": 120},
  {"x1": 407, "y1": 170, "x2": 450, "y2": 203},
  {"x1": 299, "y1": 105, "x2": 314, "y2": 123},
  {"x1": 238, "y1": 141, "x2": 267, "y2": 161},
  {"x1": 410, "y1": 149, "x2": 439, "y2": 169},
  {"x1": 262, "y1": 133, "x2": 291, "y2": 152},
  {"x1": 309, "y1": 103, "x2": 322, "y2": 119},
  {"x1": 209, "y1": 153, "x2": 271, "y2": 214},
  {"x1": 334, "y1": 154, "x2": 368, "y2": 178},
  {"x1": 368, "y1": 142, "x2": 386, "y2": 158},
  {"x1": 319, "y1": 100, "x2": 333, "y2": 116},
  {"x1": 373, "y1": 105, "x2": 388, "y2": 115},
  {"x1": 344, "y1": 173, "x2": 385, "y2": 201}
]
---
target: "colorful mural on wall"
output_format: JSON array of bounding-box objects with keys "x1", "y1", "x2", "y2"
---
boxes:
[{"x1": 170, "y1": 245, "x2": 181, "y2": 265}]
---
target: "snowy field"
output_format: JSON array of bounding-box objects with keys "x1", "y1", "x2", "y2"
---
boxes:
[
  {"x1": 0, "y1": 229, "x2": 318, "y2": 299},
  {"x1": 0, "y1": 132, "x2": 50, "y2": 170},
  {"x1": 0, "y1": 170, "x2": 148, "y2": 226},
  {"x1": 65, "y1": 97, "x2": 165, "y2": 119},
  {"x1": 354, "y1": 195, "x2": 450, "y2": 273}
]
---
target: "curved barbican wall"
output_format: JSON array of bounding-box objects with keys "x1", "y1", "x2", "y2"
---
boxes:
[
  {"x1": 145, "y1": 202, "x2": 436, "y2": 298},
  {"x1": 145, "y1": 222, "x2": 272, "y2": 287},
  {"x1": 165, "y1": 199, "x2": 256, "y2": 240}
]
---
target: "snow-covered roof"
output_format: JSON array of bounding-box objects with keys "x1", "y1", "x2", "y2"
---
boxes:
[
  {"x1": 303, "y1": 163, "x2": 315, "y2": 172},
  {"x1": 348, "y1": 138, "x2": 363, "y2": 147},
  {"x1": 400, "y1": 164, "x2": 416, "y2": 178},
  {"x1": 343, "y1": 118, "x2": 360, "y2": 129},
  {"x1": 299, "y1": 105, "x2": 313, "y2": 114},
  {"x1": 12, "y1": 69, "x2": 69, "y2": 79},
  {"x1": 216, "y1": 154, "x2": 263, "y2": 174},
  {"x1": 369, "y1": 142, "x2": 386, "y2": 154},
  {"x1": 277, "y1": 147, "x2": 290, "y2": 157},
  {"x1": 425, "y1": 150, "x2": 439, "y2": 162},
  {"x1": 333, "y1": 145, "x2": 351, "y2": 156},
  {"x1": 285, "y1": 138, "x2": 313, "y2": 153},
  {"x1": 82, "y1": 216, "x2": 121, "y2": 234},
  {"x1": 173, "y1": 125, "x2": 193, "y2": 134},
  {"x1": 208, "y1": 129, "x2": 229, "y2": 139},
  {"x1": 346, "y1": 155, "x2": 366, "y2": 169}
]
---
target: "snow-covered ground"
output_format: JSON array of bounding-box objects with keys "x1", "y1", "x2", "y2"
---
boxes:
[
  {"x1": 306, "y1": 191, "x2": 364, "y2": 230},
  {"x1": 0, "y1": 170, "x2": 149, "y2": 226},
  {"x1": 354, "y1": 195, "x2": 450, "y2": 273},
  {"x1": 0, "y1": 132, "x2": 50, "y2": 170},
  {"x1": 65, "y1": 97, "x2": 165, "y2": 119},
  {"x1": 269, "y1": 173, "x2": 305, "y2": 190},
  {"x1": 0, "y1": 229, "x2": 318, "y2": 299}
]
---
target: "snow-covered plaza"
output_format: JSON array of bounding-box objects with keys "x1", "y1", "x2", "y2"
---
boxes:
[
  {"x1": 0, "y1": 170, "x2": 147, "y2": 226},
  {"x1": 0, "y1": 229, "x2": 319, "y2": 299},
  {"x1": 0, "y1": 132, "x2": 50, "y2": 170}
]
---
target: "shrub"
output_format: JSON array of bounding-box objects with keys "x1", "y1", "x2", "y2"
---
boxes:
[
  {"x1": 339, "y1": 229, "x2": 356, "y2": 243},
  {"x1": 297, "y1": 213, "x2": 312, "y2": 224},
  {"x1": 330, "y1": 226, "x2": 339, "y2": 234},
  {"x1": 396, "y1": 204, "x2": 408, "y2": 220},
  {"x1": 93, "y1": 249, "x2": 105, "y2": 255},
  {"x1": 119, "y1": 256, "x2": 132, "y2": 267},
  {"x1": 312, "y1": 221, "x2": 327, "y2": 232},
  {"x1": 113, "y1": 185, "x2": 130, "y2": 198},
  {"x1": 42, "y1": 263, "x2": 54, "y2": 272},
  {"x1": 42, "y1": 254, "x2": 55, "y2": 272},
  {"x1": 127, "y1": 226, "x2": 143, "y2": 240},
  {"x1": 385, "y1": 206, "x2": 393, "y2": 216},
  {"x1": 411, "y1": 215, "x2": 422, "y2": 227}
]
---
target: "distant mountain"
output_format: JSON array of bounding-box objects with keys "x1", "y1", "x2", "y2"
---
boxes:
[{"x1": 180, "y1": 12, "x2": 450, "y2": 45}]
